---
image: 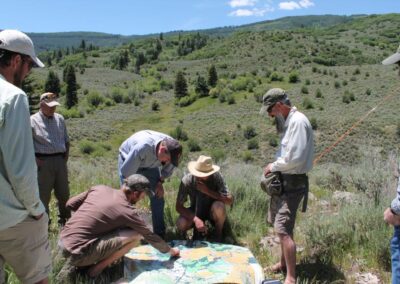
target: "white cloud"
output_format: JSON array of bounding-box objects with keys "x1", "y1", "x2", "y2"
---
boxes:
[
  {"x1": 279, "y1": 1, "x2": 301, "y2": 10},
  {"x1": 279, "y1": 0, "x2": 315, "y2": 10},
  {"x1": 299, "y1": 0, "x2": 315, "y2": 8},
  {"x1": 229, "y1": 7, "x2": 272, "y2": 17},
  {"x1": 229, "y1": 0, "x2": 258, "y2": 8}
]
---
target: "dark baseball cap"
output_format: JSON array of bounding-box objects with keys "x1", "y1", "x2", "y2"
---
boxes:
[
  {"x1": 124, "y1": 174, "x2": 151, "y2": 194},
  {"x1": 259, "y1": 88, "x2": 287, "y2": 115},
  {"x1": 164, "y1": 138, "x2": 182, "y2": 167}
]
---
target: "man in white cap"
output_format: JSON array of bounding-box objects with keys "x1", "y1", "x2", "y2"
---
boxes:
[
  {"x1": 31, "y1": 92, "x2": 71, "y2": 226},
  {"x1": 382, "y1": 45, "x2": 400, "y2": 284},
  {"x1": 176, "y1": 155, "x2": 233, "y2": 242},
  {"x1": 0, "y1": 30, "x2": 51, "y2": 284},
  {"x1": 260, "y1": 88, "x2": 314, "y2": 284}
]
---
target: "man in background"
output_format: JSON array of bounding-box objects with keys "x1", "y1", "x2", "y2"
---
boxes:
[
  {"x1": 176, "y1": 155, "x2": 233, "y2": 242},
  {"x1": 31, "y1": 92, "x2": 71, "y2": 226},
  {"x1": 118, "y1": 129, "x2": 182, "y2": 238},
  {"x1": 0, "y1": 29, "x2": 51, "y2": 284},
  {"x1": 260, "y1": 88, "x2": 314, "y2": 284},
  {"x1": 59, "y1": 174, "x2": 180, "y2": 278},
  {"x1": 382, "y1": 44, "x2": 400, "y2": 284}
]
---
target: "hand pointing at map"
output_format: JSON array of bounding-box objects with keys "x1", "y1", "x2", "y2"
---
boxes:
[{"x1": 169, "y1": 247, "x2": 180, "y2": 257}]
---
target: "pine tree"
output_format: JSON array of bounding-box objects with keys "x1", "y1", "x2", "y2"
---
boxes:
[
  {"x1": 64, "y1": 65, "x2": 78, "y2": 109},
  {"x1": 44, "y1": 70, "x2": 61, "y2": 94},
  {"x1": 80, "y1": 39, "x2": 86, "y2": 50},
  {"x1": 174, "y1": 71, "x2": 188, "y2": 99},
  {"x1": 208, "y1": 65, "x2": 218, "y2": 87},
  {"x1": 195, "y1": 76, "x2": 209, "y2": 97},
  {"x1": 22, "y1": 74, "x2": 39, "y2": 114},
  {"x1": 135, "y1": 52, "x2": 146, "y2": 73}
]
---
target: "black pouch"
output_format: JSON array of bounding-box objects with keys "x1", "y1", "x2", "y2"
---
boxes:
[{"x1": 260, "y1": 172, "x2": 283, "y2": 196}]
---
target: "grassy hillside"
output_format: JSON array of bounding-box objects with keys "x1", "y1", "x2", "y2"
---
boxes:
[
  {"x1": 8, "y1": 13, "x2": 400, "y2": 283},
  {"x1": 27, "y1": 14, "x2": 361, "y2": 53}
]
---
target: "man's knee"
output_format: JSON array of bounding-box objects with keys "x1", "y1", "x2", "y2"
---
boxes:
[
  {"x1": 211, "y1": 201, "x2": 226, "y2": 221},
  {"x1": 118, "y1": 229, "x2": 142, "y2": 246},
  {"x1": 176, "y1": 216, "x2": 192, "y2": 232}
]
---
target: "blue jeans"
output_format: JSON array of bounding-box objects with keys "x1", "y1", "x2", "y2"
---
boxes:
[
  {"x1": 391, "y1": 226, "x2": 400, "y2": 284},
  {"x1": 119, "y1": 167, "x2": 165, "y2": 238}
]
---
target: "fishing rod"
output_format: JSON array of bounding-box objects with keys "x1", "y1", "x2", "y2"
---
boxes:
[{"x1": 313, "y1": 86, "x2": 400, "y2": 165}]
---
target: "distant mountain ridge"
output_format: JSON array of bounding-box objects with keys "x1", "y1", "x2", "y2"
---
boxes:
[{"x1": 27, "y1": 14, "x2": 364, "y2": 53}]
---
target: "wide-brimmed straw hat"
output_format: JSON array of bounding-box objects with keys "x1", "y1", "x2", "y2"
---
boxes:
[{"x1": 187, "y1": 155, "x2": 220, "y2": 177}]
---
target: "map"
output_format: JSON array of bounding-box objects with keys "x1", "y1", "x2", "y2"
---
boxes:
[{"x1": 122, "y1": 240, "x2": 264, "y2": 284}]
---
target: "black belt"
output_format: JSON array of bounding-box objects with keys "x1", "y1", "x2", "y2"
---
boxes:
[{"x1": 35, "y1": 152, "x2": 65, "y2": 157}]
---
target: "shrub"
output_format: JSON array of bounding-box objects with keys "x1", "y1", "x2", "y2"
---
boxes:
[
  {"x1": 342, "y1": 91, "x2": 355, "y2": 104},
  {"x1": 169, "y1": 125, "x2": 188, "y2": 141},
  {"x1": 310, "y1": 117, "x2": 318, "y2": 130},
  {"x1": 110, "y1": 89, "x2": 124, "y2": 103},
  {"x1": 288, "y1": 71, "x2": 300, "y2": 83},
  {"x1": 365, "y1": 88, "x2": 372, "y2": 96},
  {"x1": 301, "y1": 86, "x2": 309, "y2": 94},
  {"x1": 79, "y1": 140, "x2": 96, "y2": 154},
  {"x1": 86, "y1": 91, "x2": 104, "y2": 108},
  {"x1": 315, "y1": 88, "x2": 322, "y2": 98},
  {"x1": 151, "y1": 100, "x2": 160, "y2": 111},
  {"x1": 334, "y1": 81, "x2": 341, "y2": 89},
  {"x1": 210, "y1": 148, "x2": 225, "y2": 163},
  {"x1": 269, "y1": 137, "x2": 278, "y2": 147},
  {"x1": 187, "y1": 139, "x2": 201, "y2": 152},
  {"x1": 302, "y1": 97, "x2": 314, "y2": 109},
  {"x1": 247, "y1": 139, "x2": 259, "y2": 150},
  {"x1": 241, "y1": 151, "x2": 254, "y2": 163},
  {"x1": 58, "y1": 107, "x2": 84, "y2": 119},
  {"x1": 270, "y1": 72, "x2": 283, "y2": 82},
  {"x1": 227, "y1": 95, "x2": 236, "y2": 105},
  {"x1": 122, "y1": 94, "x2": 132, "y2": 104},
  {"x1": 243, "y1": 126, "x2": 257, "y2": 139}
]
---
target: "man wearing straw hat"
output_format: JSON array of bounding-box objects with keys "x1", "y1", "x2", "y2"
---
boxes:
[
  {"x1": 382, "y1": 45, "x2": 400, "y2": 284},
  {"x1": 176, "y1": 155, "x2": 233, "y2": 242},
  {"x1": 260, "y1": 88, "x2": 314, "y2": 284}
]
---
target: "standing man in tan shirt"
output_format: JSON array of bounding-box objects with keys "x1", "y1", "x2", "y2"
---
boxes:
[{"x1": 31, "y1": 92, "x2": 70, "y2": 226}]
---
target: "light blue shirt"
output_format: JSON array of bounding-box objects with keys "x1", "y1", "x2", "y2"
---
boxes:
[
  {"x1": 118, "y1": 130, "x2": 175, "y2": 180},
  {"x1": 0, "y1": 75, "x2": 45, "y2": 230},
  {"x1": 391, "y1": 166, "x2": 400, "y2": 215}
]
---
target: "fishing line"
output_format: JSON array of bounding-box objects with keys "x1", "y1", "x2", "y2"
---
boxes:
[{"x1": 313, "y1": 86, "x2": 400, "y2": 165}]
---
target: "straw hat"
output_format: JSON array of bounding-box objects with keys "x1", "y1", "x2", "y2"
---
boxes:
[{"x1": 188, "y1": 155, "x2": 220, "y2": 177}]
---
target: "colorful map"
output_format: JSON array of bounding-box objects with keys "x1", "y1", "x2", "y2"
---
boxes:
[{"x1": 122, "y1": 240, "x2": 264, "y2": 284}]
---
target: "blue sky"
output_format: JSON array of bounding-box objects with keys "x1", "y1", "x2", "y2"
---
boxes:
[{"x1": 2, "y1": 0, "x2": 399, "y2": 35}]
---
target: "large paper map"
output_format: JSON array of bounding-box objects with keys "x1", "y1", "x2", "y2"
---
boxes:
[{"x1": 123, "y1": 240, "x2": 264, "y2": 284}]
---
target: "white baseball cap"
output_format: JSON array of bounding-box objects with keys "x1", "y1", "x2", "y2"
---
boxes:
[{"x1": 0, "y1": 29, "x2": 44, "y2": 68}]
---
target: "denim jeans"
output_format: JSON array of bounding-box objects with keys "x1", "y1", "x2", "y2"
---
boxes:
[{"x1": 391, "y1": 226, "x2": 400, "y2": 284}]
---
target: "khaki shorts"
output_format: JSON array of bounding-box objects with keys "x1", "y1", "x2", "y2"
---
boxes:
[
  {"x1": 268, "y1": 191, "x2": 304, "y2": 235},
  {"x1": 65, "y1": 231, "x2": 123, "y2": 267},
  {"x1": 0, "y1": 214, "x2": 51, "y2": 284}
]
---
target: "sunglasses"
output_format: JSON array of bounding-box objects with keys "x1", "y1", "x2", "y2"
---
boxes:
[
  {"x1": 20, "y1": 55, "x2": 34, "y2": 70},
  {"x1": 267, "y1": 103, "x2": 276, "y2": 113}
]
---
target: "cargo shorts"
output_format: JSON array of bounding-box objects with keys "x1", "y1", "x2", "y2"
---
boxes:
[
  {"x1": 63, "y1": 230, "x2": 123, "y2": 267},
  {"x1": 0, "y1": 214, "x2": 51, "y2": 284},
  {"x1": 268, "y1": 190, "x2": 305, "y2": 236}
]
